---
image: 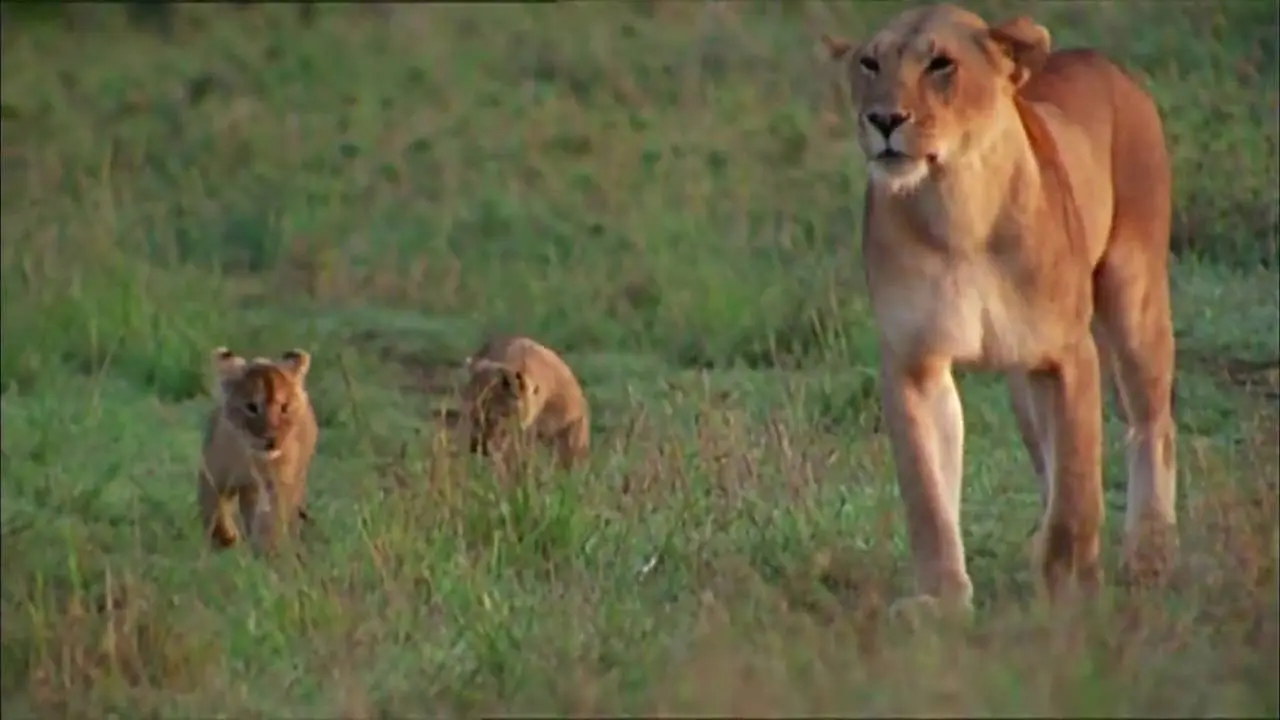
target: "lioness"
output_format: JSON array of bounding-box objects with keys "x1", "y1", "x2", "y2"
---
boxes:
[
  {"x1": 200, "y1": 347, "x2": 318, "y2": 553},
  {"x1": 463, "y1": 335, "x2": 590, "y2": 471},
  {"x1": 823, "y1": 4, "x2": 1177, "y2": 613}
]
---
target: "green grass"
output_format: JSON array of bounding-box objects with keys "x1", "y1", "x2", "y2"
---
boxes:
[{"x1": 2, "y1": 1, "x2": 1278, "y2": 715}]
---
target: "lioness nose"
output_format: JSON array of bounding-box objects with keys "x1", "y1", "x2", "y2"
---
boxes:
[
  {"x1": 865, "y1": 110, "x2": 911, "y2": 137},
  {"x1": 262, "y1": 437, "x2": 278, "y2": 451}
]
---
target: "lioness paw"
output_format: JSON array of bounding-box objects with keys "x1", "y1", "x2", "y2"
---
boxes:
[
  {"x1": 888, "y1": 594, "x2": 972, "y2": 631},
  {"x1": 1118, "y1": 521, "x2": 1180, "y2": 591}
]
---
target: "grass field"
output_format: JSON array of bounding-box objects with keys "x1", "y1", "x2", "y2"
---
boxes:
[{"x1": 1, "y1": 1, "x2": 1278, "y2": 715}]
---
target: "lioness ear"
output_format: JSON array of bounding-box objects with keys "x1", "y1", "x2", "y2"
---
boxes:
[
  {"x1": 279, "y1": 349, "x2": 312, "y2": 381},
  {"x1": 821, "y1": 33, "x2": 857, "y2": 61},
  {"x1": 988, "y1": 16, "x2": 1051, "y2": 88}
]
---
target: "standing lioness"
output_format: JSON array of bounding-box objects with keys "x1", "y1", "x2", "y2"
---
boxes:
[
  {"x1": 200, "y1": 347, "x2": 318, "y2": 553},
  {"x1": 824, "y1": 4, "x2": 1177, "y2": 612},
  {"x1": 463, "y1": 335, "x2": 590, "y2": 471}
]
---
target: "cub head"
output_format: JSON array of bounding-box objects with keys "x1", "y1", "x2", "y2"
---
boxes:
[
  {"x1": 464, "y1": 358, "x2": 542, "y2": 434},
  {"x1": 212, "y1": 347, "x2": 312, "y2": 459},
  {"x1": 823, "y1": 4, "x2": 1051, "y2": 194}
]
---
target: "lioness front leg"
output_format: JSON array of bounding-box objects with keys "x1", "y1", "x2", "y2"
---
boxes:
[
  {"x1": 1029, "y1": 335, "x2": 1106, "y2": 602},
  {"x1": 881, "y1": 358, "x2": 972, "y2": 615}
]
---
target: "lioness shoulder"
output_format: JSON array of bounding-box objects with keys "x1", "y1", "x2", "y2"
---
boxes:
[
  {"x1": 462, "y1": 335, "x2": 590, "y2": 470},
  {"x1": 199, "y1": 346, "x2": 319, "y2": 552}
]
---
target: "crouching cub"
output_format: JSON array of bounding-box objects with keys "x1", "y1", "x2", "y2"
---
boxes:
[
  {"x1": 199, "y1": 347, "x2": 318, "y2": 552},
  {"x1": 463, "y1": 336, "x2": 590, "y2": 470}
]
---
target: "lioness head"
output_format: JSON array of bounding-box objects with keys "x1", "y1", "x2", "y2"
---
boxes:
[
  {"x1": 212, "y1": 347, "x2": 312, "y2": 459},
  {"x1": 464, "y1": 358, "x2": 542, "y2": 436},
  {"x1": 823, "y1": 4, "x2": 1051, "y2": 194}
]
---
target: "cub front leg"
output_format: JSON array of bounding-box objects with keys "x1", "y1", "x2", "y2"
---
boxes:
[
  {"x1": 198, "y1": 470, "x2": 240, "y2": 549},
  {"x1": 880, "y1": 358, "x2": 973, "y2": 616},
  {"x1": 243, "y1": 476, "x2": 287, "y2": 555},
  {"x1": 553, "y1": 417, "x2": 590, "y2": 472}
]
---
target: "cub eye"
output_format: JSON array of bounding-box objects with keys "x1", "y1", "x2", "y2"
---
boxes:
[
  {"x1": 280, "y1": 402, "x2": 290, "y2": 415},
  {"x1": 244, "y1": 401, "x2": 260, "y2": 416},
  {"x1": 926, "y1": 55, "x2": 955, "y2": 74},
  {"x1": 858, "y1": 56, "x2": 880, "y2": 74}
]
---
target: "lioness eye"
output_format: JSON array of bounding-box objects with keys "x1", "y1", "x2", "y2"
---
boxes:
[
  {"x1": 926, "y1": 55, "x2": 954, "y2": 73},
  {"x1": 858, "y1": 56, "x2": 880, "y2": 74},
  {"x1": 244, "y1": 401, "x2": 260, "y2": 416},
  {"x1": 280, "y1": 402, "x2": 290, "y2": 415}
]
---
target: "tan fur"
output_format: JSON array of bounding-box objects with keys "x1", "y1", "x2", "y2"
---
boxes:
[
  {"x1": 199, "y1": 347, "x2": 319, "y2": 553},
  {"x1": 463, "y1": 336, "x2": 590, "y2": 471},
  {"x1": 824, "y1": 4, "x2": 1177, "y2": 611}
]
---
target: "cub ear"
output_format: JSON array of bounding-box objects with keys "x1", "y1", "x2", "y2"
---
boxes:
[
  {"x1": 211, "y1": 347, "x2": 246, "y2": 402},
  {"x1": 211, "y1": 347, "x2": 246, "y2": 381},
  {"x1": 987, "y1": 16, "x2": 1051, "y2": 88},
  {"x1": 279, "y1": 349, "x2": 312, "y2": 381},
  {"x1": 500, "y1": 368, "x2": 527, "y2": 395},
  {"x1": 821, "y1": 33, "x2": 857, "y2": 61},
  {"x1": 469, "y1": 358, "x2": 501, "y2": 377}
]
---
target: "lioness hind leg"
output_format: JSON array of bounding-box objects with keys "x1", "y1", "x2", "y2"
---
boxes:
[
  {"x1": 1096, "y1": 82, "x2": 1178, "y2": 587},
  {"x1": 468, "y1": 429, "x2": 490, "y2": 456},
  {"x1": 880, "y1": 360, "x2": 973, "y2": 611},
  {"x1": 1094, "y1": 251, "x2": 1178, "y2": 588},
  {"x1": 1007, "y1": 372, "x2": 1050, "y2": 510},
  {"x1": 1028, "y1": 335, "x2": 1106, "y2": 603}
]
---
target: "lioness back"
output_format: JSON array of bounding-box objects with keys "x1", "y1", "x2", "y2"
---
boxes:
[
  {"x1": 199, "y1": 347, "x2": 318, "y2": 551},
  {"x1": 463, "y1": 335, "x2": 590, "y2": 469}
]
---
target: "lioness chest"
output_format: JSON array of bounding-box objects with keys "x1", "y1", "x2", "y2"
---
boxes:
[{"x1": 868, "y1": 248, "x2": 1081, "y2": 372}]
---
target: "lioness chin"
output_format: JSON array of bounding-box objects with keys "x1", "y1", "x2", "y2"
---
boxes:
[{"x1": 824, "y1": 4, "x2": 1178, "y2": 612}]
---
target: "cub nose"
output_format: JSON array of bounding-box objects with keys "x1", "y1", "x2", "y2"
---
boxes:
[
  {"x1": 865, "y1": 110, "x2": 911, "y2": 137},
  {"x1": 262, "y1": 437, "x2": 278, "y2": 452}
]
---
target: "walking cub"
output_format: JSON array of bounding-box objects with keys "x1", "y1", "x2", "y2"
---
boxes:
[
  {"x1": 463, "y1": 336, "x2": 590, "y2": 470},
  {"x1": 199, "y1": 346, "x2": 318, "y2": 552}
]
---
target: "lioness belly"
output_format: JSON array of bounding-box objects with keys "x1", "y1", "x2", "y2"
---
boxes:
[{"x1": 872, "y1": 260, "x2": 1066, "y2": 371}]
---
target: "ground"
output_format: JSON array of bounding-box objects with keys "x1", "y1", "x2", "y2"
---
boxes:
[{"x1": 1, "y1": 1, "x2": 1277, "y2": 715}]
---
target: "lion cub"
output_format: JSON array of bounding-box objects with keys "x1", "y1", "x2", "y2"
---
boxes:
[
  {"x1": 199, "y1": 347, "x2": 318, "y2": 552},
  {"x1": 462, "y1": 336, "x2": 590, "y2": 470}
]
